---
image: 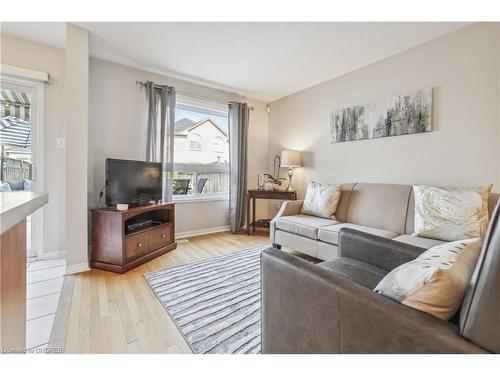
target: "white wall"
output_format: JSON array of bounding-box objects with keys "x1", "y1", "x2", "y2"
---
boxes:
[
  {"x1": 88, "y1": 58, "x2": 269, "y2": 236},
  {"x1": 268, "y1": 23, "x2": 500, "y2": 213},
  {"x1": 0, "y1": 33, "x2": 67, "y2": 257}
]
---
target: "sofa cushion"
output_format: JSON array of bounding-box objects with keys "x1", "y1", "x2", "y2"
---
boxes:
[
  {"x1": 319, "y1": 257, "x2": 388, "y2": 289},
  {"x1": 333, "y1": 183, "x2": 356, "y2": 223},
  {"x1": 393, "y1": 235, "x2": 445, "y2": 249},
  {"x1": 275, "y1": 214, "x2": 339, "y2": 240},
  {"x1": 346, "y1": 183, "x2": 412, "y2": 234},
  {"x1": 317, "y1": 241, "x2": 338, "y2": 261},
  {"x1": 318, "y1": 223, "x2": 398, "y2": 246},
  {"x1": 7, "y1": 180, "x2": 24, "y2": 191}
]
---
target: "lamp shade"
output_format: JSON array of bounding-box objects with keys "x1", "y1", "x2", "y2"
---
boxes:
[{"x1": 281, "y1": 150, "x2": 301, "y2": 168}]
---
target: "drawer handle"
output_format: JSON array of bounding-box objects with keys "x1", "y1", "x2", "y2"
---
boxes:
[
  {"x1": 138, "y1": 243, "x2": 143, "y2": 248},
  {"x1": 162, "y1": 234, "x2": 166, "y2": 239}
]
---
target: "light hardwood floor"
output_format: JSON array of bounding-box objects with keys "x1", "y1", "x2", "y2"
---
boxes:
[{"x1": 50, "y1": 231, "x2": 270, "y2": 354}]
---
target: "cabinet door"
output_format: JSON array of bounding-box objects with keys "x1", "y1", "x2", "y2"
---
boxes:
[{"x1": 125, "y1": 234, "x2": 149, "y2": 260}]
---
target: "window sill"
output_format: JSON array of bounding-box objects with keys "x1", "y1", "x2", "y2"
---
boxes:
[{"x1": 173, "y1": 194, "x2": 229, "y2": 204}]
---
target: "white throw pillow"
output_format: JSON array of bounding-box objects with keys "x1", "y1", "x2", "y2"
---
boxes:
[
  {"x1": 413, "y1": 185, "x2": 491, "y2": 242},
  {"x1": 374, "y1": 238, "x2": 482, "y2": 320},
  {"x1": 300, "y1": 181, "x2": 341, "y2": 219}
]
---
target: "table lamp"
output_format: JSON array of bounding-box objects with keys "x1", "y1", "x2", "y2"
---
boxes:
[{"x1": 280, "y1": 150, "x2": 301, "y2": 192}]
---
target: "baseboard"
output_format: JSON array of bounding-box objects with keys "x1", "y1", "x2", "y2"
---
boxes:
[
  {"x1": 176, "y1": 226, "x2": 230, "y2": 240},
  {"x1": 36, "y1": 250, "x2": 66, "y2": 260},
  {"x1": 64, "y1": 262, "x2": 90, "y2": 275}
]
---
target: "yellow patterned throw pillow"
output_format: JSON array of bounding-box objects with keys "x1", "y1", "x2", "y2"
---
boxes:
[
  {"x1": 375, "y1": 238, "x2": 482, "y2": 320},
  {"x1": 413, "y1": 185, "x2": 491, "y2": 242},
  {"x1": 301, "y1": 181, "x2": 342, "y2": 219}
]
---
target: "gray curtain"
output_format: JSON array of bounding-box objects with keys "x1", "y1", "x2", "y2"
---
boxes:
[
  {"x1": 228, "y1": 102, "x2": 249, "y2": 233},
  {"x1": 145, "y1": 81, "x2": 176, "y2": 201}
]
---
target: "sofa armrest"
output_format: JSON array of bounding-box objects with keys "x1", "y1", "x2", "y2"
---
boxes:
[
  {"x1": 261, "y1": 247, "x2": 486, "y2": 353},
  {"x1": 271, "y1": 200, "x2": 304, "y2": 221},
  {"x1": 269, "y1": 200, "x2": 304, "y2": 242},
  {"x1": 338, "y1": 228, "x2": 425, "y2": 271}
]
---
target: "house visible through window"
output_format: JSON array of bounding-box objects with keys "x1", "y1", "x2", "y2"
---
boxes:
[{"x1": 173, "y1": 95, "x2": 229, "y2": 198}]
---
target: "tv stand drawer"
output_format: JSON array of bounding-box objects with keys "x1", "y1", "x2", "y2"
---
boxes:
[
  {"x1": 125, "y1": 234, "x2": 149, "y2": 260},
  {"x1": 149, "y1": 224, "x2": 172, "y2": 249}
]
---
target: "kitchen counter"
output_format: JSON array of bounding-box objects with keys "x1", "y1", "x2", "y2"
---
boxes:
[
  {"x1": 0, "y1": 191, "x2": 48, "y2": 352},
  {"x1": 0, "y1": 191, "x2": 48, "y2": 235}
]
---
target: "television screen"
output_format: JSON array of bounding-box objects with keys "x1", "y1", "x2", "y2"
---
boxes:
[{"x1": 106, "y1": 158, "x2": 162, "y2": 206}]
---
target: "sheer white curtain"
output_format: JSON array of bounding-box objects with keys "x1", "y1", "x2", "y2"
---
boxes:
[{"x1": 144, "y1": 81, "x2": 176, "y2": 201}]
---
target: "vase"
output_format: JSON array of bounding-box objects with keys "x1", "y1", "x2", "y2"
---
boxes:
[
  {"x1": 264, "y1": 182, "x2": 274, "y2": 191},
  {"x1": 274, "y1": 183, "x2": 285, "y2": 191}
]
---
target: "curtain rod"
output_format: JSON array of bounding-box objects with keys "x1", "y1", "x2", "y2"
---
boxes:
[{"x1": 136, "y1": 80, "x2": 254, "y2": 111}]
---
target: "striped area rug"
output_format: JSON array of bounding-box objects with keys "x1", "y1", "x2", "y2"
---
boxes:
[{"x1": 144, "y1": 245, "x2": 267, "y2": 354}]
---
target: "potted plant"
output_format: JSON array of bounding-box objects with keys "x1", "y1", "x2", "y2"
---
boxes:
[{"x1": 264, "y1": 173, "x2": 287, "y2": 191}]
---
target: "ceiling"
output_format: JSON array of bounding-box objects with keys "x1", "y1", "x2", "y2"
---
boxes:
[{"x1": 1, "y1": 22, "x2": 470, "y2": 102}]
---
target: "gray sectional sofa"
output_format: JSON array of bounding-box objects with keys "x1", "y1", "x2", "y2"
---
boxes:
[
  {"x1": 270, "y1": 182, "x2": 499, "y2": 260},
  {"x1": 262, "y1": 182, "x2": 500, "y2": 353}
]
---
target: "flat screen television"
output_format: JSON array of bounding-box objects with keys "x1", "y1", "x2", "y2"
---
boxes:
[{"x1": 106, "y1": 158, "x2": 162, "y2": 206}]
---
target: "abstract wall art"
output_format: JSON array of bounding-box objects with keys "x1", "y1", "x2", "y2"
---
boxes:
[{"x1": 329, "y1": 88, "x2": 432, "y2": 143}]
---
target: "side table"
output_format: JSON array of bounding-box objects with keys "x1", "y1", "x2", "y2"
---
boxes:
[{"x1": 246, "y1": 189, "x2": 297, "y2": 235}]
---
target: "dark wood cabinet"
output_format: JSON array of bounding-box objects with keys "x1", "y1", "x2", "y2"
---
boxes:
[{"x1": 91, "y1": 202, "x2": 177, "y2": 273}]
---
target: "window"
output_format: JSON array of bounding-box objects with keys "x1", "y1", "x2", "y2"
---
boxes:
[
  {"x1": 173, "y1": 95, "x2": 229, "y2": 199},
  {"x1": 212, "y1": 136, "x2": 225, "y2": 153},
  {"x1": 189, "y1": 134, "x2": 203, "y2": 151}
]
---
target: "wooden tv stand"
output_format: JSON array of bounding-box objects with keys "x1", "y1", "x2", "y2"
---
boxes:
[{"x1": 91, "y1": 202, "x2": 177, "y2": 274}]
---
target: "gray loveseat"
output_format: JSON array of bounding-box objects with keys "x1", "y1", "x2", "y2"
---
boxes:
[
  {"x1": 261, "y1": 199, "x2": 500, "y2": 353},
  {"x1": 270, "y1": 182, "x2": 499, "y2": 260}
]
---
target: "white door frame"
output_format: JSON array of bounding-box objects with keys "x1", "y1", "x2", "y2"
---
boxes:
[{"x1": 1, "y1": 74, "x2": 45, "y2": 259}]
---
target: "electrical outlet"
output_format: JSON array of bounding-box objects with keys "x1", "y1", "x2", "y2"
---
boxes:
[{"x1": 56, "y1": 137, "x2": 65, "y2": 149}]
